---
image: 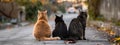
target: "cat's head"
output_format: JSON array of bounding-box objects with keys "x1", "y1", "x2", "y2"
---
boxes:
[
  {"x1": 78, "y1": 11, "x2": 87, "y2": 19},
  {"x1": 37, "y1": 10, "x2": 48, "y2": 21},
  {"x1": 55, "y1": 15, "x2": 64, "y2": 23}
]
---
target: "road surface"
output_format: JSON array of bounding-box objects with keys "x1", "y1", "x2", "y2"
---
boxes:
[{"x1": 0, "y1": 13, "x2": 111, "y2": 45}]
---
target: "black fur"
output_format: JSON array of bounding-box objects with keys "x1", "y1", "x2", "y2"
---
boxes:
[
  {"x1": 78, "y1": 12, "x2": 87, "y2": 40},
  {"x1": 68, "y1": 18, "x2": 83, "y2": 40},
  {"x1": 67, "y1": 11, "x2": 87, "y2": 43},
  {"x1": 52, "y1": 15, "x2": 68, "y2": 40}
]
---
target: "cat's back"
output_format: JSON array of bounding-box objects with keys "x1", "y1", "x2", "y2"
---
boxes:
[
  {"x1": 34, "y1": 20, "x2": 50, "y2": 30},
  {"x1": 56, "y1": 22, "x2": 67, "y2": 27},
  {"x1": 69, "y1": 18, "x2": 83, "y2": 30},
  {"x1": 70, "y1": 18, "x2": 78, "y2": 24},
  {"x1": 33, "y1": 20, "x2": 51, "y2": 35},
  {"x1": 55, "y1": 22, "x2": 67, "y2": 31}
]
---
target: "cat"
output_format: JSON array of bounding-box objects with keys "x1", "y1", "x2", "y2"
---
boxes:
[
  {"x1": 52, "y1": 15, "x2": 68, "y2": 40},
  {"x1": 33, "y1": 10, "x2": 60, "y2": 41},
  {"x1": 68, "y1": 18, "x2": 83, "y2": 40},
  {"x1": 77, "y1": 11, "x2": 87, "y2": 40},
  {"x1": 66, "y1": 11, "x2": 87, "y2": 43}
]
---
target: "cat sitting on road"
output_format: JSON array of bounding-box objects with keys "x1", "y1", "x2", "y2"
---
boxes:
[
  {"x1": 52, "y1": 15, "x2": 68, "y2": 40},
  {"x1": 33, "y1": 10, "x2": 60, "y2": 41},
  {"x1": 66, "y1": 11, "x2": 87, "y2": 43}
]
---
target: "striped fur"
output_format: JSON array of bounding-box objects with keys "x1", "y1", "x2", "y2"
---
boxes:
[
  {"x1": 68, "y1": 11, "x2": 87, "y2": 42},
  {"x1": 68, "y1": 18, "x2": 83, "y2": 40}
]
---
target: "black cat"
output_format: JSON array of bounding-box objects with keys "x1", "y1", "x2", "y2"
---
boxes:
[
  {"x1": 52, "y1": 15, "x2": 68, "y2": 40},
  {"x1": 66, "y1": 11, "x2": 87, "y2": 43},
  {"x1": 77, "y1": 11, "x2": 87, "y2": 40}
]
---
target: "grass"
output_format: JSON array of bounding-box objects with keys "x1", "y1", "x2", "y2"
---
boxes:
[{"x1": 114, "y1": 21, "x2": 120, "y2": 26}]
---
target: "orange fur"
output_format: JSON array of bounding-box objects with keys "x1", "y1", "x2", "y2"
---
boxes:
[{"x1": 33, "y1": 10, "x2": 60, "y2": 41}]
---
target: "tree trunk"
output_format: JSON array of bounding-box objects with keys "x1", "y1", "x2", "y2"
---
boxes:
[{"x1": 88, "y1": 0, "x2": 101, "y2": 19}]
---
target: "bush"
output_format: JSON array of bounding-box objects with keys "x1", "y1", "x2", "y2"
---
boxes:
[
  {"x1": 58, "y1": 5, "x2": 66, "y2": 13},
  {"x1": 88, "y1": 7, "x2": 95, "y2": 20},
  {"x1": 25, "y1": 1, "x2": 43, "y2": 22},
  {"x1": 88, "y1": 0, "x2": 101, "y2": 20},
  {"x1": 114, "y1": 21, "x2": 120, "y2": 26},
  {"x1": 95, "y1": 15, "x2": 106, "y2": 21}
]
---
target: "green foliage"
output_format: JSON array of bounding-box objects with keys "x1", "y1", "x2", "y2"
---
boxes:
[
  {"x1": 57, "y1": 4, "x2": 66, "y2": 13},
  {"x1": 114, "y1": 21, "x2": 120, "y2": 26},
  {"x1": 88, "y1": 0, "x2": 101, "y2": 20},
  {"x1": 88, "y1": 7, "x2": 95, "y2": 20},
  {"x1": 15, "y1": 0, "x2": 44, "y2": 22},
  {"x1": 88, "y1": 5, "x2": 106, "y2": 21},
  {"x1": 95, "y1": 15, "x2": 106, "y2": 21},
  {"x1": 15, "y1": 0, "x2": 66, "y2": 22},
  {"x1": 15, "y1": 0, "x2": 30, "y2": 6},
  {"x1": 111, "y1": 18, "x2": 120, "y2": 26},
  {"x1": 25, "y1": 1, "x2": 43, "y2": 22}
]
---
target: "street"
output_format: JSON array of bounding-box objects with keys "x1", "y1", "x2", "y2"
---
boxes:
[{"x1": 0, "y1": 13, "x2": 111, "y2": 45}]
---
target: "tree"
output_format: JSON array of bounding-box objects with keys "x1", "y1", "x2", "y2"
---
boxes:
[
  {"x1": 25, "y1": 1, "x2": 43, "y2": 21},
  {"x1": 88, "y1": 0, "x2": 101, "y2": 19}
]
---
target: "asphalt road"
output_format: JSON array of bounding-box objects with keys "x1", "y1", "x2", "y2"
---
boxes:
[{"x1": 0, "y1": 13, "x2": 111, "y2": 45}]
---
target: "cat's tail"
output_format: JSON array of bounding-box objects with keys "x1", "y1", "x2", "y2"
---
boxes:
[
  {"x1": 40, "y1": 37, "x2": 61, "y2": 41},
  {"x1": 64, "y1": 38, "x2": 77, "y2": 44}
]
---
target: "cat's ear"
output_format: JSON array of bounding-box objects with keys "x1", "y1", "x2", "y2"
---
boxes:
[
  {"x1": 38, "y1": 10, "x2": 41, "y2": 13},
  {"x1": 55, "y1": 15, "x2": 58, "y2": 17}
]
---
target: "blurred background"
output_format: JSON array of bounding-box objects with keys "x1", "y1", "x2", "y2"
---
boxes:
[
  {"x1": 0, "y1": 0, "x2": 120, "y2": 28},
  {"x1": 0, "y1": 0, "x2": 87, "y2": 26},
  {"x1": 0, "y1": 0, "x2": 120, "y2": 45}
]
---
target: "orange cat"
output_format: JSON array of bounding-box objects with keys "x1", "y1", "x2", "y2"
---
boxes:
[{"x1": 33, "y1": 10, "x2": 60, "y2": 41}]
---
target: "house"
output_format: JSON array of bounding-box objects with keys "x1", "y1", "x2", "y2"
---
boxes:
[{"x1": 0, "y1": 1, "x2": 26, "y2": 24}]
